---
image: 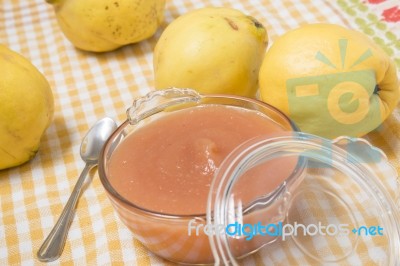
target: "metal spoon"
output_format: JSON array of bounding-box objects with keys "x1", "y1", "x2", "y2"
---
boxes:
[{"x1": 37, "y1": 117, "x2": 117, "y2": 262}]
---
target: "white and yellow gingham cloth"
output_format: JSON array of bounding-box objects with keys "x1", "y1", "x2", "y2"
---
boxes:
[{"x1": 1, "y1": 0, "x2": 399, "y2": 265}]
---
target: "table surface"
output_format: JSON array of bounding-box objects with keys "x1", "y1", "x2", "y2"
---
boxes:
[{"x1": 1, "y1": 0, "x2": 399, "y2": 265}]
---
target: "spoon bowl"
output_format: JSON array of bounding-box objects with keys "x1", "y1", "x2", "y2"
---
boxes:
[
  {"x1": 81, "y1": 118, "x2": 117, "y2": 163},
  {"x1": 37, "y1": 117, "x2": 117, "y2": 262}
]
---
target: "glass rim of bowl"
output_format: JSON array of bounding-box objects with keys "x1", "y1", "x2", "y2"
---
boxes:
[{"x1": 98, "y1": 90, "x2": 304, "y2": 219}]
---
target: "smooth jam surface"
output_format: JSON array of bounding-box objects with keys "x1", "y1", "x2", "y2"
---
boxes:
[{"x1": 108, "y1": 105, "x2": 293, "y2": 215}]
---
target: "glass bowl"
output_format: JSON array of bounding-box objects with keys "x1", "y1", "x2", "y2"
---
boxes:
[
  {"x1": 99, "y1": 88, "x2": 400, "y2": 265},
  {"x1": 98, "y1": 88, "x2": 303, "y2": 265}
]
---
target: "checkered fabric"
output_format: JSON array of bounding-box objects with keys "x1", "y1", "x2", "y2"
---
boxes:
[{"x1": 0, "y1": 0, "x2": 399, "y2": 265}]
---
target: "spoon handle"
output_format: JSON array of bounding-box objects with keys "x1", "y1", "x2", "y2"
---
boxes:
[{"x1": 37, "y1": 163, "x2": 95, "y2": 262}]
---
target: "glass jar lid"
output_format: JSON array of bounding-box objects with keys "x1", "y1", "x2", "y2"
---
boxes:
[{"x1": 206, "y1": 132, "x2": 400, "y2": 265}]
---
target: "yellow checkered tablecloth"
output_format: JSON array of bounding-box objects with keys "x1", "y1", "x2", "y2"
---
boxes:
[{"x1": 1, "y1": 0, "x2": 399, "y2": 265}]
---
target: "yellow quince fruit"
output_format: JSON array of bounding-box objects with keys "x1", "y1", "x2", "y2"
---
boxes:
[
  {"x1": 0, "y1": 45, "x2": 54, "y2": 170},
  {"x1": 259, "y1": 23, "x2": 400, "y2": 138},
  {"x1": 48, "y1": 0, "x2": 166, "y2": 52},
  {"x1": 153, "y1": 7, "x2": 267, "y2": 98}
]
